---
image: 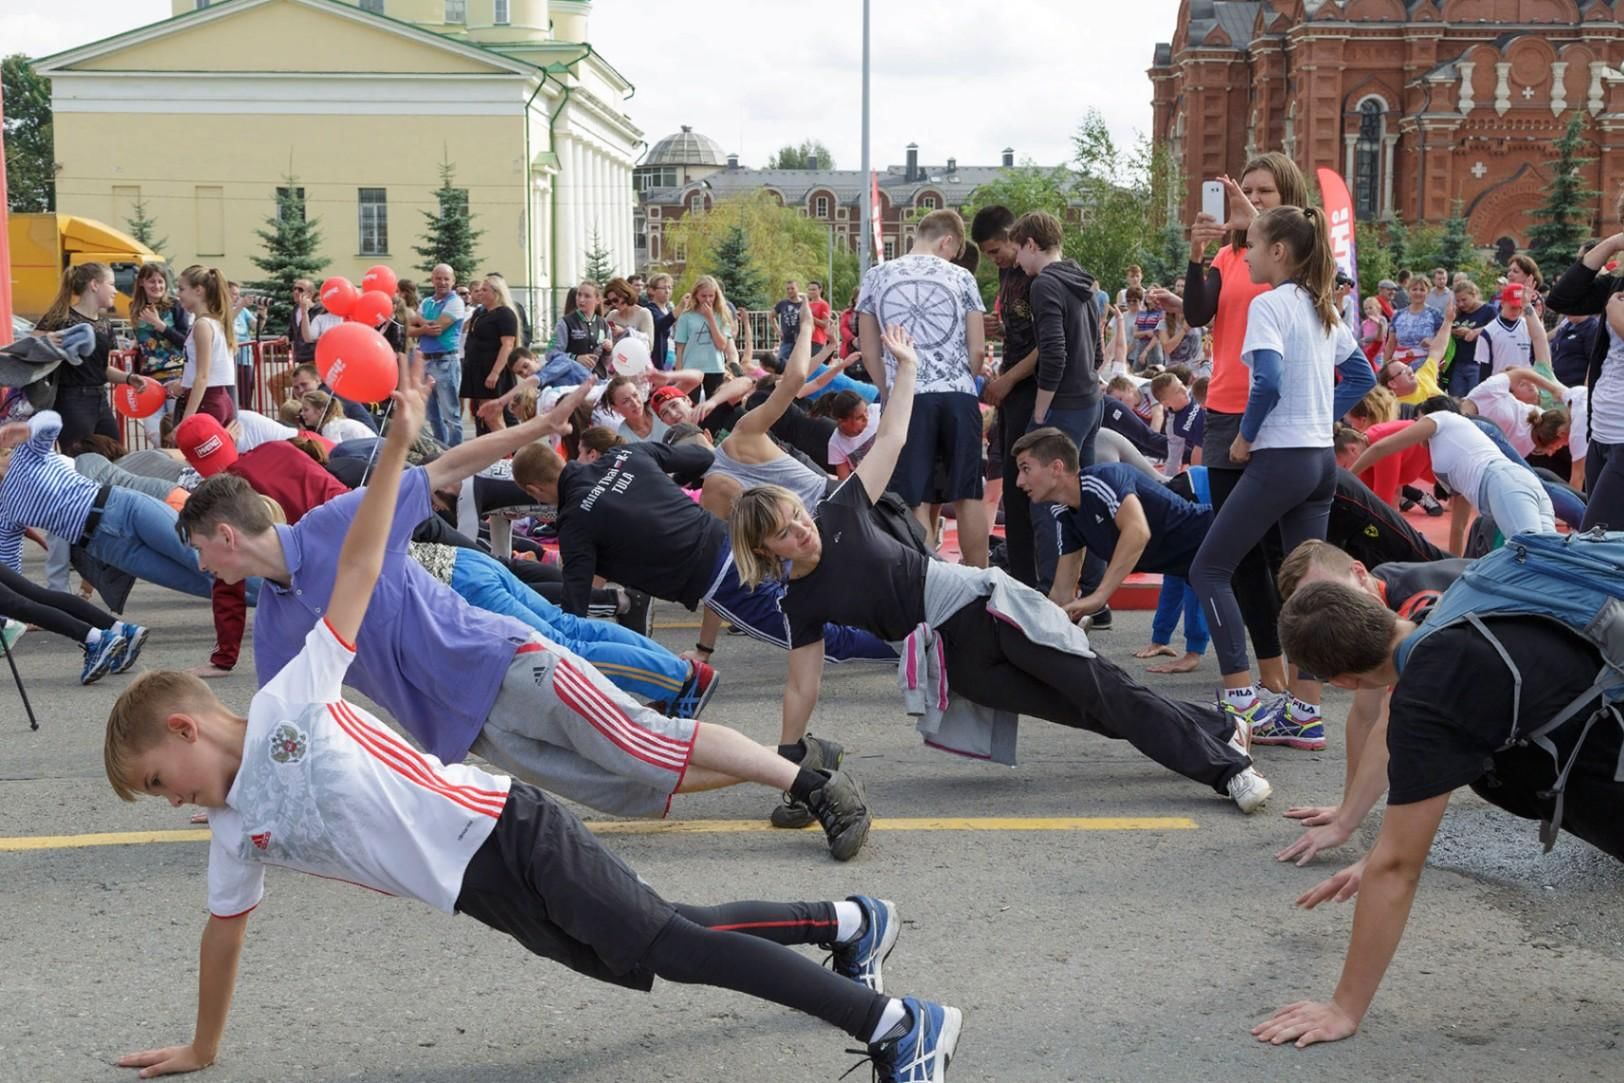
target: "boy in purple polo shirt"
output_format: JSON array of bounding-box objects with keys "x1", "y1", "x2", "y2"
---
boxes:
[{"x1": 176, "y1": 375, "x2": 872, "y2": 861}]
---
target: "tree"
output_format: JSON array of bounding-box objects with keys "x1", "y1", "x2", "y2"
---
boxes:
[
  {"x1": 1354, "y1": 221, "x2": 1395, "y2": 301},
  {"x1": 1527, "y1": 111, "x2": 1600, "y2": 278},
  {"x1": 246, "y1": 177, "x2": 328, "y2": 325},
  {"x1": 1435, "y1": 200, "x2": 1474, "y2": 273},
  {"x1": 962, "y1": 165, "x2": 1080, "y2": 307},
  {"x1": 414, "y1": 158, "x2": 483, "y2": 285},
  {"x1": 711, "y1": 224, "x2": 767, "y2": 309},
  {"x1": 767, "y1": 140, "x2": 834, "y2": 170},
  {"x1": 1385, "y1": 212, "x2": 1411, "y2": 273},
  {"x1": 3, "y1": 54, "x2": 55, "y2": 212},
  {"x1": 661, "y1": 189, "x2": 831, "y2": 310},
  {"x1": 583, "y1": 228, "x2": 615, "y2": 284},
  {"x1": 124, "y1": 196, "x2": 167, "y2": 258}
]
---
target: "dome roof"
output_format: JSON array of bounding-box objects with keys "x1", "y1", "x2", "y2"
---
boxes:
[{"x1": 646, "y1": 126, "x2": 725, "y2": 167}]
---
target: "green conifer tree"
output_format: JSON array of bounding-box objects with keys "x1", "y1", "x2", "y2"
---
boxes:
[
  {"x1": 246, "y1": 177, "x2": 328, "y2": 326},
  {"x1": 414, "y1": 159, "x2": 483, "y2": 285}
]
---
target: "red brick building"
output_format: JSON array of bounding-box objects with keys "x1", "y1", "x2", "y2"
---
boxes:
[{"x1": 1149, "y1": 1, "x2": 1624, "y2": 258}]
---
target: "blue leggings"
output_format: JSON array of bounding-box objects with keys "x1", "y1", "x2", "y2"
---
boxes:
[
  {"x1": 1150, "y1": 574, "x2": 1209, "y2": 655},
  {"x1": 1191, "y1": 447, "x2": 1336, "y2": 676},
  {"x1": 449, "y1": 549, "x2": 692, "y2": 704}
]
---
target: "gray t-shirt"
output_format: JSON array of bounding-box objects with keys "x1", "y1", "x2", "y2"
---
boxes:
[{"x1": 855, "y1": 254, "x2": 984, "y2": 395}]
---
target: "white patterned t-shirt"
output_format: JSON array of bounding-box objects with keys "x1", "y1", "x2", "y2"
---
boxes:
[
  {"x1": 855, "y1": 254, "x2": 985, "y2": 395},
  {"x1": 205, "y1": 620, "x2": 510, "y2": 918}
]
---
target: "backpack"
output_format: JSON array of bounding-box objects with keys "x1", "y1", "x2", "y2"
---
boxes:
[{"x1": 1393, "y1": 530, "x2": 1624, "y2": 850}]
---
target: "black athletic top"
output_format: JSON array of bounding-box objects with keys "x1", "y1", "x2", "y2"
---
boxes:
[
  {"x1": 782, "y1": 478, "x2": 928, "y2": 648},
  {"x1": 554, "y1": 443, "x2": 719, "y2": 616},
  {"x1": 38, "y1": 310, "x2": 117, "y2": 389}
]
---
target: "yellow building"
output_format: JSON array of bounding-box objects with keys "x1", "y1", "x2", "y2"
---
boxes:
[{"x1": 35, "y1": 0, "x2": 642, "y2": 317}]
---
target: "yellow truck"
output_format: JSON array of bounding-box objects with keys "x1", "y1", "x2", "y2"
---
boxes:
[{"x1": 8, "y1": 213, "x2": 162, "y2": 321}]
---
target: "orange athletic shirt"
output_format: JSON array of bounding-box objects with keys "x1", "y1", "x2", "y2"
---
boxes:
[{"x1": 1204, "y1": 244, "x2": 1272, "y2": 415}]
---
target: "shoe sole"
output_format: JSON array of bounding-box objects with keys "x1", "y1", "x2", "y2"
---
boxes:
[
  {"x1": 824, "y1": 774, "x2": 871, "y2": 862},
  {"x1": 868, "y1": 900, "x2": 900, "y2": 995},
  {"x1": 935, "y1": 1006, "x2": 963, "y2": 1079},
  {"x1": 114, "y1": 628, "x2": 149, "y2": 674},
  {"x1": 1250, "y1": 734, "x2": 1327, "y2": 751},
  {"x1": 82, "y1": 646, "x2": 123, "y2": 686},
  {"x1": 689, "y1": 670, "x2": 719, "y2": 718},
  {"x1": 768, "y1": 739, "x2": 845, "y2": 829},
  {"x1": 1232, "y1": 778, "x2": 1273, "y2": 814}
]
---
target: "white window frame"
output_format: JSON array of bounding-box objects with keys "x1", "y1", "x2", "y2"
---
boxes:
[
  {"x1": 494, "y1": 0, "x2": 510, "y2": 24},
  {"x1": 358, "y1": 188, "x2": 389, "y2": 256},
  {"x1": 815, "y1": 195, "x2": 830, "y2": 218},
  {"x1": 359, "y1": 0, "x2": 384, "y2": 13},
  {"x1": 444, "y1": 0, "x2": 466, "y2": 24}
]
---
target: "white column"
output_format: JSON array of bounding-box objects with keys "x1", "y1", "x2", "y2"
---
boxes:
[
  {"x1": 555, "y1": 139, "x2": 577, "y2": 293},
  {"x1": 1344, "y1": 134, "x2": 1357, "y2": 184},
  {"x1": 1494, "y1": 62, "x2": 1512, "y2": 116},
  {"x1": 618, "y1": 161, "x2": 633, "y2": 273},
  {"x1": 1458, "y1": 61, "x2": 1476, "y2": 113},
  {"x1": 1551, "y1": 62, "x2": 1569, "y2": 116},
  {"x1": 570, "y1": 140, "x2": 586, "y2": 284},
  {"x1": 1382, "y1": 133, "x2": 1399, "y2": 218}
]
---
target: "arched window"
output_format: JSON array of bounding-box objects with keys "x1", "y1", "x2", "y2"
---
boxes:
[{"x1": 1354, "y1": 98, "x2": 1386, "y2": 220}]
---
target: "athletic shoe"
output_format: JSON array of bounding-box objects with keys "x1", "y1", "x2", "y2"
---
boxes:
[
  {"x1": 1081, "y1": 605, "x2": 1112, "y2": 630},
  {"x1": 667, "y1": 660, "x2": 719, "y2": 719},
  {"x1": 1418, "y1": 492, "x2": 1445, "y2": 517},
  {"x1": 1249, "y1": 711, "x2": 1327, "y2": 751},
  {"x1": 616, "y1": 588, "x2": 653, "y2": 638},
  {"x1": 831, "y1": 896, "x2": 899, "y2": 994},
  {"x1": 113, "y1": 623, "x2": 150, "y2": 674},
  {"x1": 1227, "y1": 766, "x2": 1273, "y2": 814},
  {"x1": 806, "y1": 769, "x2": 871, "y2": 861},
  {"x1": 1399, "y1": 497, "x2": 1417, "y2": 513},
  {"x1": 79, "y1": 634, "x2": 127, "y2": 686},
  {"x1": 864, "y1": 997, "x2": 963, "y2": 1082},
  {"x1": 1, "y1": 619, "x2": 25, "y2": 654},
  {"x1": 1222, "y1": 692, "x2": 1288, "y2": 738},
  {"x1": 769, "y1": 734, "x2": 845, "y2": 828}
]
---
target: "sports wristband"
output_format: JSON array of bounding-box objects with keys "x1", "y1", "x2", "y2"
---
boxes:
[{"x1": 695, "y1": 642, "x2": 715, "y2": 655}]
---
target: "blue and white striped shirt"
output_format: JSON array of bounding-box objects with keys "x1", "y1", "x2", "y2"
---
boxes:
[{"x1": 0, "y1": 411, "x2": 100, "y2": 572}]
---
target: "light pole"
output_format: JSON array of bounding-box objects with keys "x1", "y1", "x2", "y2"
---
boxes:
[{"x1": 858, "y1": 0, "x2": 871, "y2": 278}]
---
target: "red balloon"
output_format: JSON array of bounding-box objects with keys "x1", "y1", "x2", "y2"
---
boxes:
[
  {"x1": 361, "y1": 265, "x2": 398, "y2": 297},
  {"x1": 112, "y1": 379, "x2": 167, "y2": 419},
  {"x1": 348, "y1": 289, "x2": 395, "y2": 326},
  {"x1": 315, "y1": 323, "x2": 398, "y2": 403},
  {"x1": 320, "y1": 276, "x2": 358, "y2": 317}
]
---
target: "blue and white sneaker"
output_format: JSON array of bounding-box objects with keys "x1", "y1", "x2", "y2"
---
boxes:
[
  {"x1": 80, "y1": 633, "x2": 127, "y2": 686},
  {"x1": 666, "y1": 660, "x2": 718, "y2": 719},
  {"x1": 831, "y1": 896, "x2": 899, "y2": 994},
  {"x1": 1249, "y1": 709, "x2": 1327, "y2": 751},
  {"x1": 113, "y1": 623, "x2": 150, "y2": 675},
  {"x1": 866, "y1": 997, "x2": 962, "y2": 1082}
]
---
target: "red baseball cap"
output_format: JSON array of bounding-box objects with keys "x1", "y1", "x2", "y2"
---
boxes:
[
  {"x1": 649, "y1": 385, "x2": 686, "y2": 412},
  {"x1": 175, "y1": 413, "x2": 239, "y2": 477},
  {"x1": 1498, "y1": 282, "x2": 1527, "y2": 306}
]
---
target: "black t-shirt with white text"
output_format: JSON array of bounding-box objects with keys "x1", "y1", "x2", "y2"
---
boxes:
[
  {"x1": 782, "y1": 478, "x2": 928, "y2": 648},
  {"x1": 1387, "y1": 617, "x2": 1622, "y2": 860},
  {"x1": 774, "y1": 299, "x2": 803, "y2": 344}
]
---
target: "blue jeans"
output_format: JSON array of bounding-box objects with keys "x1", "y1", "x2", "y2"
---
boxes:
[
  {"x1": 449, "y1": 549, "x2": 692, "y2": 704},
  {"x1": 424, "y1": 357, "x2": 463, "y2": 446},
  {"x1": 1151, "y1": 574, "x2": 1209, "y2": 655},
  {"x1": 1446, "y1": 358, "x2": 1483, "y2": 397},
  {"x1": 776, "y1": 340, "x2": 795, "y2": 365},
  {"x1": 1031, "y1": 401, "x2": 1106, "y2": 592},
  {"x1": 84, "y1": 488, "x2": 216, "y2": 599}
]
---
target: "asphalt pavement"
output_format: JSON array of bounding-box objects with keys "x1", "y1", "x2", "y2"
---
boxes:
[{"x1": 1, "y1": 563, "x2": 1621, "y2": 1082}]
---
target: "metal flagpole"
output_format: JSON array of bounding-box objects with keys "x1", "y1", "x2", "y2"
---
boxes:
[{"x1": 858, "y1": 0, "x2": 871, "y2": 278}]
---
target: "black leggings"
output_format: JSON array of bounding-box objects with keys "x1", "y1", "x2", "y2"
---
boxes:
[
  {"x1": 649, "y1": 903, "x2": 887, "y2": 1042},
  {"x1": 0, "y1": 564, "x2": 116, "y2": 644},
  {"x1": 937, "y1": 598, "x2": 1246, "y2": 792},
  {"x1": 1583, "y1": 439, "x2": 1624, "y2": 532}
]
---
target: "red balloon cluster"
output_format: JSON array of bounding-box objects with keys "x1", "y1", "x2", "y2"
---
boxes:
[
  {"x1": 112, "y1": 379, "x2": 167, "y2": 419},
  {"x1": 316, "y1": 323, "x2": 398, "y2": 404},
  {"x1": 361, "y1": 264, "x2": 399, "y2": 297},
  {"x1": 320, "y1": 276, "x2": 358, "y2": 317},
  {"x1": 349, "y1": 290, "x2": 394, "y2": 326}
]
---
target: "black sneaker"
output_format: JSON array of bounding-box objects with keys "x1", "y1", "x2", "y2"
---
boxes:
[
  {"x1": 769, "y1": 734, "x2": 844, "y2": 829},
  {"x1": 616, "y1": 589, "x2": 653, "y2": 638},
  {"x1": 1418, "y1": 492, "x2": 1445, "y2": 517},
  {"x1": 806, "y1": 769, "x2": 871, "y2": 861},
  {"x1": 1083, "y1": 605, "x2": 1112, "y2": 631}
]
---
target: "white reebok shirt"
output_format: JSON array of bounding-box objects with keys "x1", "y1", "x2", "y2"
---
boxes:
[{"x1": 206, "y1": 621, "x2": 510, "y2": 918}]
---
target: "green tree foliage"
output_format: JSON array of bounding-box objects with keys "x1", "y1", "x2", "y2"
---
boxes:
[
  {"x1": 125, "y1": 196, "x2": 167, "y2": 258},
  {"x1": 246, "y1": 177, "x2": 328, "y2": 325},
  {"x1": 661, "y1": 190, "x2": 833, "y2": 312},
  {"x1": 960, "y1": 165, "x2": 1078, "y2": 306},
  {"x1": 3, "y1": 54, "x2": 55, "y2": 212},
  {"x1": 1385, "y1": 212, "x2": 1411, "y2": 273},
  {"x1": 1435, "y1": 200, "x2": 1474, "y2": 273},
  {"x1": 767, "y1": 140, "x2": 834, "y2": 170},
  {"x1": 1527, "y1": 112, "x2": 1600, "y2": 278},
  {"x1": 711, "y1": 224, "x2": 767, "y2": 309},
  {"x1": 583, "y1": 228, "x2": 615, "y2": 284},
  {"x1": 1354, "y1": 221, "x2": 1395, "y2": 301},
  {"x1": 414, "y1": 159, "x2": 483, "y2": 285}
]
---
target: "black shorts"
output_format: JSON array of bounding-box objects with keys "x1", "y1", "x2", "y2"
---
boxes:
[
  {"x1": 455, "y1": 781, "x2": 676, "y2": 990},
  {"x1": 890, "y1": 391, "x2": 984, "y2": 505},
  {"x1": 1202, "y1": 409, "x2": 1244, "y2": 471}
]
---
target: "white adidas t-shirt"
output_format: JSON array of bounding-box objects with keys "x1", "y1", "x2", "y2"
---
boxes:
[
  {"x1": 1239, "y1": 284, "x2": 1358, "y2": 451},
  {"x1": 1466, "y1": 372, "x2": 1537, "y2": 456},
  {"x1": 206, "y1": 621, "x2": 510, "y2": 918},
  {"x1": 1425, "y1": 411, "x2": 1504, "y2": 503}
]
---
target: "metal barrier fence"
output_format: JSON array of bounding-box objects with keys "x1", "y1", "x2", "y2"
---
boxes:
[{"x1": 108, "y1": 337, "x2": 297, "y2": 451}]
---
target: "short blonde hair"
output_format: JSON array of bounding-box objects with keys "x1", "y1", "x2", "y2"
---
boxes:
[
  {"x1": 512, "y1": 441, "x2": 565, "y2": 490},
  {"x1": 729, "y1": 484, "x2": 800, "y2": 589},
  {"x1": 1276, "y1": 539, "x2": 1354, "y2": 603},
  {"x1": 104, "y1": 670, "x2": 221, "y2": 802}
]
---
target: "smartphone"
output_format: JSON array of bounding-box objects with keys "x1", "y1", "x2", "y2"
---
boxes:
[{"x1": 1201, "y1": 180, "x2": 1226, "y2": 223}]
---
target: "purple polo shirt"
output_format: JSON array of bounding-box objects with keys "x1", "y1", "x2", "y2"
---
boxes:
[{"x1": 251, "y1": 466, "x2": 534, "y2": 764}]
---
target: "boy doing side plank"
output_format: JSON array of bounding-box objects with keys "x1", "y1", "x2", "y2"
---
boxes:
[
  {"x1": 1253, "y1": 570, "x2": 1624, "y2": 1050},
  {"x1": 179, "y1": 374, "x2": 872, "y2": 861},
  {"x1": 107, "y1": 365, "x2": 961, "y2": 1081}
]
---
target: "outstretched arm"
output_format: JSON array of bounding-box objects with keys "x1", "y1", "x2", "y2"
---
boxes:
[
  {"x1": 852, "y1": 326, "x2": 919, "y2": 504},
  {"x1": 425, "y1": 382, "x2": 589, "y2": 492},
  {"x1": 730, "y1": 300, "x2": 813, "y2": 447},
  {"x1": 1347, "y1": 417, "x2": 1436, "y2": 477}
]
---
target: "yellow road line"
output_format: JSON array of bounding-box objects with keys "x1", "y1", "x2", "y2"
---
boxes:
[
  {"x1": 651, "y1": 620, "x2": 703, "y2": 629},
  {"x1": 0, "y1": 817, "x2": 1194, "y2": 853}
]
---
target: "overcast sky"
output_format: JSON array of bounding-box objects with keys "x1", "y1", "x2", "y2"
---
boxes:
[{"x1": 10, "y1": 0, "x2": 1182, "y2": 169}]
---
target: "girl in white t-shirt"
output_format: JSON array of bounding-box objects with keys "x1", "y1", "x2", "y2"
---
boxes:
[
  {"x1": 1349, "y1": 404, "x2": 1555, "y2": 552},
  {"x1": 176, "y1": 265, "x2": 239, "y2": 425},
  {"x1": 1189, "y1": 205, "x2": 1375, "y2": 730}
]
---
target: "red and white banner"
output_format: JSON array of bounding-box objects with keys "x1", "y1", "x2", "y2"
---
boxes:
[{"x1": 1316, "y1": 168, "x2": 1358, "y2": 290}]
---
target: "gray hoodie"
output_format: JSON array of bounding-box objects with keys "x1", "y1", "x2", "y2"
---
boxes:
[{"x1": 1030, "y1": 259, "x2": 1102, "y2": 409}]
